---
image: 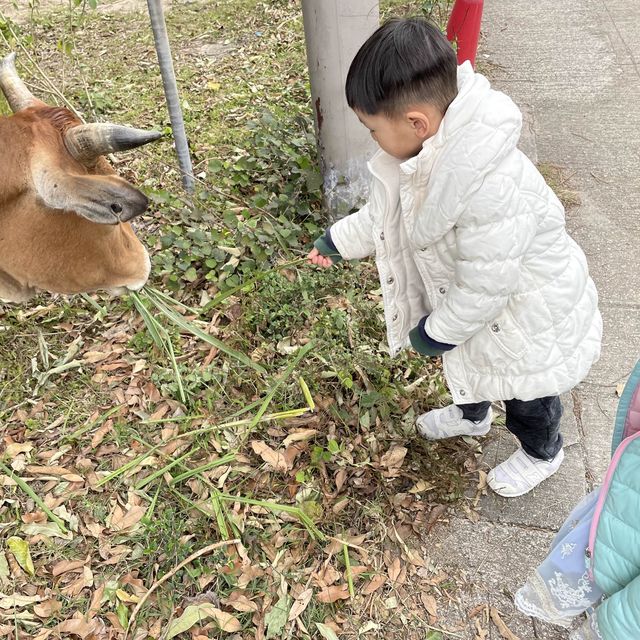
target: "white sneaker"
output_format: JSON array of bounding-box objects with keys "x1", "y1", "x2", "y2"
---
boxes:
[
  {"x1": 487, "y1": 447, "x2": 565, "y2": 498},
  {"x1": 416, "y1": 405, "x2": 493, "y2": 440}
]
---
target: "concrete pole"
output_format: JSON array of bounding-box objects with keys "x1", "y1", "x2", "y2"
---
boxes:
[{"x1": 301, "y1": 0, "x2": 379, "y2": 216}]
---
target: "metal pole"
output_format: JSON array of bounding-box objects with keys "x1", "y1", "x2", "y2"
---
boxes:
[
  {"x1": 146, "y1": 0, "x2": 195, "y2": 192},
  {"x1": 301, "y1": 0, "x2": 379, "y2": 215}
]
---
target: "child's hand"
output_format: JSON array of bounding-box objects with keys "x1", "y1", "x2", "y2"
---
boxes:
[{"x1": 307, "y1": 247, "x2": 334, "y2": 268}]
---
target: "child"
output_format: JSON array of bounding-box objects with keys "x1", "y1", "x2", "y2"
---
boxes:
[
  {"x1": 307, "y1": 17, "x2": 602, "y2": 497},
  {"x1": 515, "y1": 359, "x2": 640, "y2": 639}
]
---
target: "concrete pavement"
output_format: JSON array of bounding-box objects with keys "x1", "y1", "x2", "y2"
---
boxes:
[{"x1": 423, "y1": 1, "x2": 640, "y2": 637}]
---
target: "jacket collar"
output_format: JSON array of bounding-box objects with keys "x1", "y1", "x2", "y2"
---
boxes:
[
  {"x1": 367, "y1": 62, "x2": 492, "y2": 180},
  {"x1": 399, "y1": 61, "x2": 492, "y2": 176}
]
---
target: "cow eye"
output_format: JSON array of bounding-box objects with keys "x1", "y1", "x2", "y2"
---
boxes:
[{"x1": 110, "y1": 203, "x2": 123, "y2": 214}]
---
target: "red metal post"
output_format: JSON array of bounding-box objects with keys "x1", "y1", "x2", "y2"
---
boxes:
[{"x1": 446, "y1": 0, "x2": 484, "y2": 68}]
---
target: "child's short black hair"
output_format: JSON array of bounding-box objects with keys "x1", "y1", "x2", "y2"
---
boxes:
[{"x1": 345, "y1": 17, "x2": 458, "y2": 117}]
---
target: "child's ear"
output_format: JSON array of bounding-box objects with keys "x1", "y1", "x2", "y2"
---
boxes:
[{"x1": 406, "y1": 111, "x2": 431, "y2": 139}]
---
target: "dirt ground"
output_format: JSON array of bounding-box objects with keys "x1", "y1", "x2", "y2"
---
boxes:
[{"x1": 0, "y1": 0, "x2": 172, "y2": 20}]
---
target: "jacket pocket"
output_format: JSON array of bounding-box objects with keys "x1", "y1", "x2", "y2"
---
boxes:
[
  {"x1": 487, "y1": 310, "x2": 529, "y2": 360},
  {"x1": 463, "y1": 310, "x2": 529, "y2": 372}
]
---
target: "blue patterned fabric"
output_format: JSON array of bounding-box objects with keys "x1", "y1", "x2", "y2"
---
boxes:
[
  {"x1": 515, "y1": 489, "x2": 604, "y2": 626},
  {"x1": 516, "y1": 358, "x2": 640, "y2": 639}
]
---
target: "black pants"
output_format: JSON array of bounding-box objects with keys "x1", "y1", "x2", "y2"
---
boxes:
[{"x1": 459, "y1": 396, "x2": 563, "y2": 461}]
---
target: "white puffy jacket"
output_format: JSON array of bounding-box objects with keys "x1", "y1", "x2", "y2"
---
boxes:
[{"x1": 329, "y1": 62, "x2": 602, "y2": 404}]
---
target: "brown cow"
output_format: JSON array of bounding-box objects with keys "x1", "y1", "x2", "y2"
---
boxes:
[{"x1": 0, "y1": 52, "x2": 161, "y2": 303}]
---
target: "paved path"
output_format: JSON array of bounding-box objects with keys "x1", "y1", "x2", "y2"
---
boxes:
[{"x1": 424, "y1": 1, "x2": 640, "y2": 638}]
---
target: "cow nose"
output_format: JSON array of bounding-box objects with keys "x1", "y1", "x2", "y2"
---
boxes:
[{"x1": 116, "y1": 189, "x2": 149, "y2": 222}]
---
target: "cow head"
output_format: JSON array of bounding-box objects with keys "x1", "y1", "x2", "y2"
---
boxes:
[{"x1": 0, "y1": 52, "x2": 161, "y2": 303}]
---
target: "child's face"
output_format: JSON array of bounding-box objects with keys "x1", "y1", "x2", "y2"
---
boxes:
[{"x1": 355, "y1": 107, "x2": 441, "y2": 161}]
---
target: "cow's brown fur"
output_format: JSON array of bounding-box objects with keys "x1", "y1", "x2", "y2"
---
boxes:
[{"x1": 0, "y1": 104, "x2": 151, "y2": 302}]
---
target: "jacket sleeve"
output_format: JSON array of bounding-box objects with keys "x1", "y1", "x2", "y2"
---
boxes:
[
  {"x1": 327, "y1": 203, "x2": 376, "y2": 261},
  {"x1": 313, "y1": 228, "x2": 343, "y2": 263},
  {"x1": 425, "y1": 178, "x2": 536, "y2": 345},
  {"x1": 594, "y1": 572, "x2": 640, "y2": 640}
]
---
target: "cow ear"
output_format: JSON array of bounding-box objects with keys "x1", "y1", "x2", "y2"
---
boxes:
[{"x1": 32, "y1": 158, "x2": 149, "y2": 225}]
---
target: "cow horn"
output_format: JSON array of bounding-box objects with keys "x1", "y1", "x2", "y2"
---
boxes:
[
  {"x1": 0, "y1": 53, "x2": 39, "y2": 112},
  {"x1": 64, "y1": 123, "x2": 162, "y2": 163}
]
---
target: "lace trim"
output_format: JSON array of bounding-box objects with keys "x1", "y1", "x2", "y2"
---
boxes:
[
  {"x1": 515, "y1": 581, "x2": 572, "y2": 627},
  {"x1": 515, "y1": 569, "x2": 596, "y2": 627}
]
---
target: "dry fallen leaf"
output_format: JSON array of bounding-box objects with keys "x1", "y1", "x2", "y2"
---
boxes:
[
  {"x1": 60, "y1": 566, "x2": 93, "y2": 597},
  {"x1": 40, "y1": 616, "x2": 105, "y2": 639},
  {"x1": 33, "y1": 599, "x2": 63, "y2": 618},
  {"x1": 91, "y1": 421, "x2": 113, "y2": 448},
  {"x1": 490, "y1": 607, "x2": 520, "y2": 640},
  {"x1": 362, "y1": 574, "x2": 386, "y2": 594},
  {"x1": 250, "y1": 441, "x2": 291, "y2": 473},
  {"x1": 21, "y1": 511, "x2": 46, "y2": 524},
  {"x1": 108, "y1": 504, "x2": 146, "y2": 532},
  {"x1": 223, "y1": 591, "x2": 259, "y2": 613},
  {"x1": 288, "y1": 588, "x2": 313, "y2": 621},
  {"x1": 379, "y1": 445, "x2": 407, "y2": 469},
  {"x1": 388, "y1": 557, "x2": 402, "y2": 583},
  {"x1": 324, "y1": 534, "x2": 367, "y2": 555},
  {"x1": 282, "y1": 429, "x2": 318, "y2": 447},
  {"x1": 5, "y1": 442, "x2": 33, "y2": 457},
  {"x1": 316, "y1": 584, "x2": 350, "y2": 603},
  {"x1": 25, "y1": 465, "x2": 83, "y2": 482},
  {"x1": 52, "y1": 559, "x2": 86, "y2": 577},
  {"x1": 83, "y1": 350, "x2": 111, "y2": 363},
  {"x1": 0, "y1": 593, "x2": 42, "y2": 609},
  {"x1": 314, "y1": 564, "x2": 341, "y2": 587},
  {"x1": 420, "y1": 592, "x2": 438, "y2": 620}
]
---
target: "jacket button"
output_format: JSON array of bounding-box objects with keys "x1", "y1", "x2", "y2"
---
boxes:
[
  {"x1": 439, "y1": 286, "x2": 446, "y2": 294},
  {"x1": 491, "y1": 323, "x2": 500, "y2": 333},
  {"x1": 459, "y1": 389, "x2": 466, "y2": 396},
  {"x1": 387, "y1": 276, "x2": 394, "y2": 285},
  {"x1": 392, "y1": 313, "x2": 398, "y2": 321},
  {"x1": 380, "y1": 232, "x2": 385, "y2": 241}
]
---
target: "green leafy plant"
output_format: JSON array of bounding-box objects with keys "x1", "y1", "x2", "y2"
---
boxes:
[{"x1": 152, "y1": 109, "x2": 323, "y2": 294}]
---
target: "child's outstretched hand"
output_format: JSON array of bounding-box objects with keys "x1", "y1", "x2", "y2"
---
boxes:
[{"x1": 307, "y1": 247, "x2": 334, "y2": 268}]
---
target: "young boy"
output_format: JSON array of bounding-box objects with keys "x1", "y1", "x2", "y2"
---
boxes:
[{"x1": 307, "y1": 17, "x2": 602, "y2": 498}]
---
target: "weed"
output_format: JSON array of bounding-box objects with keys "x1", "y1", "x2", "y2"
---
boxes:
[{"x1": 538, "y1": 162, "x2": 581, "y2": 210}]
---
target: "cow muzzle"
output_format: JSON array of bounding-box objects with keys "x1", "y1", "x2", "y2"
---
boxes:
[{"x1": 112, "y1": 188, "x2": 149, "y2": 223}]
